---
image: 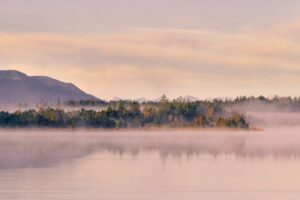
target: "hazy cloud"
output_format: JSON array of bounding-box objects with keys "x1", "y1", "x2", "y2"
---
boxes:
[{"x1": 1, "y1": 20, "x2": 300, "y2": 99}]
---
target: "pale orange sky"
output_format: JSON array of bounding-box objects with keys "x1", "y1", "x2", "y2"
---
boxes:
[{"x1": 1, "y1": 0, "x2": 300, "y2": 99}]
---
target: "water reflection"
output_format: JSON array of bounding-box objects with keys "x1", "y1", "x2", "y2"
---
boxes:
[{"x1": 1, "y1": 128, "x2": 300, "y2": 169}]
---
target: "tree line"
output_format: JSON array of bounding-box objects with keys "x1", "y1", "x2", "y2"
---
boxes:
[
  {"x1": 0, "y1": 99, "x2": 249, "y2": 129},
  {"x1": 65, "y1": 95, "x2": 300, "y2": 111}
]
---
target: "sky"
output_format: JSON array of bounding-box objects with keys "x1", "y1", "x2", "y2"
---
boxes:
[{"x1": 1, "y1": 0, "x2": 300, "y2": 100}]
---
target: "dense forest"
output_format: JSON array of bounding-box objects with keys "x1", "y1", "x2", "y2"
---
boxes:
[{"x1": 0, "y1": 96, "x2": 249, "y2": 129}]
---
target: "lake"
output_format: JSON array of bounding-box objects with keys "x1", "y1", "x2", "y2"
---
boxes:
[{"x1": 0, "y1": 128, "x2": 300, "y2": 200}]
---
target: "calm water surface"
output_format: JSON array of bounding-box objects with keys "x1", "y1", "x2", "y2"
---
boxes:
[{"x1": 0, "y1": 129, "x2": 300, "y2": 200}]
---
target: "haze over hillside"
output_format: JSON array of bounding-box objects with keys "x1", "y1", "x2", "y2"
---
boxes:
[{"x1": 0, "y1": 70, "x2": 97, "y2": 107}]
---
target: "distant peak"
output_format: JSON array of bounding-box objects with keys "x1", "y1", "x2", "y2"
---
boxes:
[
  {"x1": 176, "y1": 95, "x2": 199, "y2": 102},
  {"x1": 0, "y1": 70, "x2": 27, "y2": 80}
]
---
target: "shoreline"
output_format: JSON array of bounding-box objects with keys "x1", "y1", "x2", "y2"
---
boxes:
[{"x1": 0, "y1": 126, "x2": 259, "y2": 132}]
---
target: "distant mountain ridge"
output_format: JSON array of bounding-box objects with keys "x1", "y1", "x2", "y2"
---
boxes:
[{"x1": 0, "y1": 70, "x2": 97, "y2": 106}]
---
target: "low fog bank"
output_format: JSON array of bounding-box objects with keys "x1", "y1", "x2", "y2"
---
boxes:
[
  {"x1": 246, "y1": 111, "x2": 300, "y2": 127},
  {"x1": 1, "y1": 128, "x2": 300, "y2": 169}
]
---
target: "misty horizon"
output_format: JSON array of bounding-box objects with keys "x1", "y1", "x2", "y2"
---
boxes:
[{"x1": 1, "y1": 69, "x2": 300, "y2": 101}]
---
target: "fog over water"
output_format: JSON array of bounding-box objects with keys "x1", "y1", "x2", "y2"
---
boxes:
[{"x1": 1, "y1": 126, "x2": 300, "y2": 169}]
